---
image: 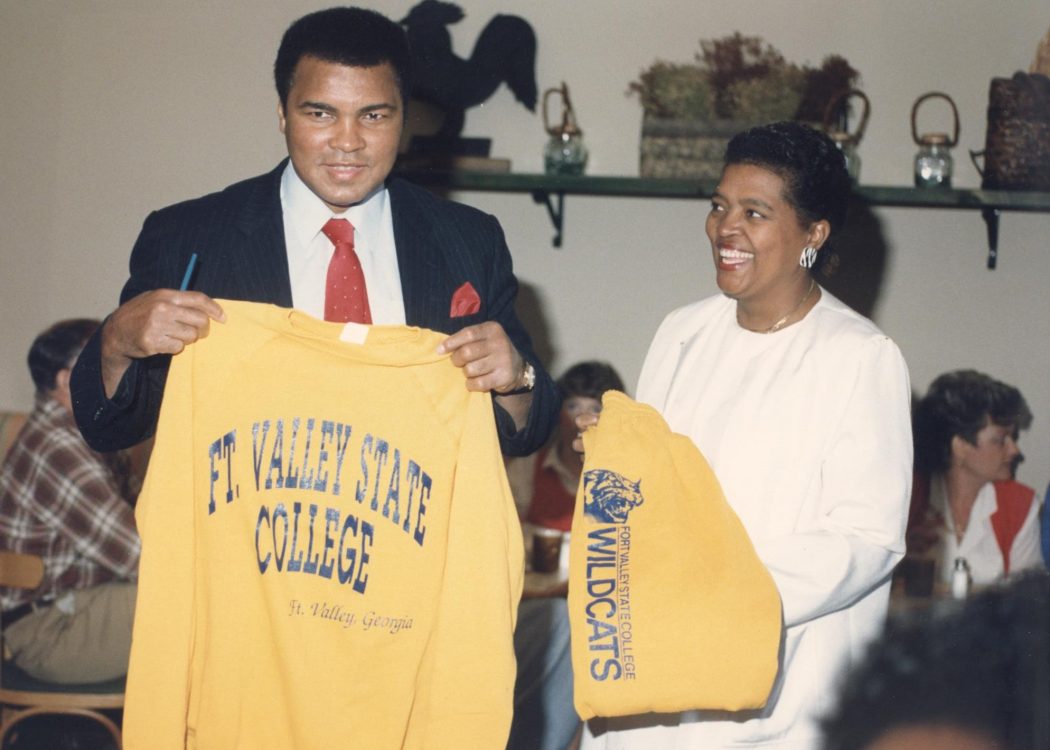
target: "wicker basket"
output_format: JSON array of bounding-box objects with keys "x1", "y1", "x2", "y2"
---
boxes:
[
  {"x1": 639, "y1": 118, "x2": 755, "y2": 179},
  {"x1": 976, "y1": 72, "x2": 1050, "y2": 191}
]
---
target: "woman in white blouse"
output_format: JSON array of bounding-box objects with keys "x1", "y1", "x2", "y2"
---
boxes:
[
  {"x1": 908, "y1": 370, "x2": 1043, "y2": 589},
  {"x1": 579, "y1": 122, "x2": 913, "y2": 749}
]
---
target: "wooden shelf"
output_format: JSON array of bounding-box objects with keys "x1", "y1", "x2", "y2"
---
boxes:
[
  {"x1": 399, "y1": 170, "x2": 1050, "y2": 207},
  {"x1": 397, "y1": 169, "x2": 1050, "y2": 266},
  {"x1": 853, "y1": 185, "x2": 1050, "y2": 212}
]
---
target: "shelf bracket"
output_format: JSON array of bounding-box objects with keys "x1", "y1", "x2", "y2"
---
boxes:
[
  {"x1": 981, "y1": 207, "x2": 1001, "y2": 269},
  {"x1": 531, "y1": 189, "x2": 565, "y2": 248}
]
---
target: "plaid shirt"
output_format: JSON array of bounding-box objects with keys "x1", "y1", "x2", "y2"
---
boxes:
[{"x1": 0, "y1": 395, "x2": 140, "y2": 609}]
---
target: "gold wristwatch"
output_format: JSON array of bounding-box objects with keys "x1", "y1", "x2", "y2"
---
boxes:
[{"x1": 501, "y1": 362, "x2": 535, "y2": 395}]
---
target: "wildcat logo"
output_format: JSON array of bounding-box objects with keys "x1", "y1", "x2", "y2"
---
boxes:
[{"x1": 583, "y1": 470, "x2": 644, "y2": 524}]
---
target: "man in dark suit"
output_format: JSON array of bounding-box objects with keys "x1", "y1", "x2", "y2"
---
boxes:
[{"x1": 71, "y1": 6, "x2": 557, "y2": 457}]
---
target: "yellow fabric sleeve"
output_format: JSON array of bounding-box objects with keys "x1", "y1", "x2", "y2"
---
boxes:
[{"x1": 568, "y1": 391, "x2": 782, "y2": 719}]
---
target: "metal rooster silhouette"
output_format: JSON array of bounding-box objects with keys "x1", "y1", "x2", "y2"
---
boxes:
[{"x1": 400, "y1": 0, "x2": 538, "y2": 143}]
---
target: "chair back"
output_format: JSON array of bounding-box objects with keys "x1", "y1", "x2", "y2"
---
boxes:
[
  {"x1": 0, "y1": 552, "x2": 44, "y2": 593},
  {"x1": 0, "y1": 551, "x2": 124, "y2": 748},
  {"x1": 0, "y1": 412, "x2": 27, "y2": 463}
]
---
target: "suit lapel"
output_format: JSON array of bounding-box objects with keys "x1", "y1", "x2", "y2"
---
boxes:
[
  {"x1": 390, "y1": 179, "x2": 443, "y2": 327},
  {"x1": 234, "y1": 161, "x2": 293, "y2": 307}
]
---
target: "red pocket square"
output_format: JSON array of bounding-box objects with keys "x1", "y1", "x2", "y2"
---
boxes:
[{"x1": 450, "y1": 281, "x2": 481, "y2": 317}]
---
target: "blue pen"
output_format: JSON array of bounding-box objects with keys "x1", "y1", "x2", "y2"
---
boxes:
[{"x1": 179, "y1": 253, "x2": 199, "y2": 291}]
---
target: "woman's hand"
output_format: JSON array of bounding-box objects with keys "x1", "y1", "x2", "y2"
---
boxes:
[{"x1": 571, "y1": 412, "x2": 601, "y2": 455}]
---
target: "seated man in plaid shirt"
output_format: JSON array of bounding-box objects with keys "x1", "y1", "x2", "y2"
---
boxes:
[{"x1": 0, "y1": 319, "x2": 140, "y2": 683}]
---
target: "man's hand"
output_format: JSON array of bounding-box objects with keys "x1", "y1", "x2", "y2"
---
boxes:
[
  {"x1": 437, "y1": 321, "x2": 526, "y2": 394},
  {"x1": 437, "y1": 321, "x2": 532, "y2": 431},
  {"x1": 101, "y1": 290, "x2": 225, "y2": 398}
]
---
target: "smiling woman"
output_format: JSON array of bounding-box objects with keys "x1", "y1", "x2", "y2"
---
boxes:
[
  {"x1": 705, "y1": 121, "x2": 849, "y2": 334},
  {"x1": 581, "y1": 122, "x2": 913, "y2": 749},
  {"x1": 707, "y1": 164, "x2": 823, "y2": 330}
]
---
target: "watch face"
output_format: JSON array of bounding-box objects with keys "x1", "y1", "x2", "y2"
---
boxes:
[
  {"x1": 523, "y1": 363, "x2": 536, "y2": 389},
  {"x1": 500, "y1": 363, "x2": 535, "y2": 396}
]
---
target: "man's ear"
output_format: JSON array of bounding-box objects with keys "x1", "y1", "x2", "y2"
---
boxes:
[
  {"x1": 277, "y1": 99, "x2": 287, "y2": 135},
  {"x1": 54, "y1": 367, "x2": 71, "y2": 392},
  {"x1": 51, "y1": 367, "x2": 74, "y2": 411}
]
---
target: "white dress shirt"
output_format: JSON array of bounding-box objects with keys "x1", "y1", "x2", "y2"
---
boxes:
[
  {"x1": 930, "y1": 476, "x2": 1045, "y2": 587},
  {"x1": 280, "y1": 162, "x2": 405, "y2": 324}
]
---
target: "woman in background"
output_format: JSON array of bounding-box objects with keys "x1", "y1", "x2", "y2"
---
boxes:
[
  {"x1": 507, "y1": 361, "x2": 625, "y2": 533},
  {"x1": 581, "y1": 122, "x2": 912, "y2": 749},
  {"x1": 908, "y1": 370, "x2": 1043, "y2": 588}
]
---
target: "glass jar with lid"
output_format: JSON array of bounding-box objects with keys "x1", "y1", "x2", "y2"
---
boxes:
[
  {"x1": 830, "y1": 132, "x2": 861, "y2": 183},
  {"x1": 914, "y1": 134, "x2": 954, "y2": 188},
  {"x1": 822, "y1": 89, "x2": 870, "y2": 184},
  {"x1": 911, "y1": 92, "x2": 959, "y2": 188},
  {"x1": 542, "y1": 83, "x2": 588, "y2": 175}
]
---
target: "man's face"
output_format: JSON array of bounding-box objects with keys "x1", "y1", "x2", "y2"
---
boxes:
[{"x1": 278, "y1": 56, "x2": 403, "y2": 212}]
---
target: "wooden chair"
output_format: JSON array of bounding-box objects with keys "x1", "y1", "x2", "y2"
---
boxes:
[
  {"x1": 0, "y1": 412, "x2": 27, "y2": 465},
  {"x1": 0, "y1": 550, "x2": 124, "y2": 748}
]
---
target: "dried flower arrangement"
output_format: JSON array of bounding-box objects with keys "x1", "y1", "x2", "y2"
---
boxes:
[{"x1": 629, "y1": 33, "x2": 859, "y2": 125}]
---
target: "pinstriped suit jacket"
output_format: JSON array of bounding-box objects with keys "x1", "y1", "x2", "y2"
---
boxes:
[{"x1": 70, "y1": 161, "x2": 557, "y2": 457}]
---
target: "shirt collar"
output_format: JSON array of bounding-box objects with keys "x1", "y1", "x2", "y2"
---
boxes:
[
  {"x1": 34, "y1": 392, "x2": 75, "y2": 429},
  {"x1": 931, "y1": 474, "x2": 998, "y2": 533},
  {"x1": 281, "y1": 162, "x2": 388, "y2": 251}
]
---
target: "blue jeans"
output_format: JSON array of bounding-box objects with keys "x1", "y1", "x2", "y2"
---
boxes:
[{"x1": 507, "y1": 597, "x2": 580, "y2": 750}]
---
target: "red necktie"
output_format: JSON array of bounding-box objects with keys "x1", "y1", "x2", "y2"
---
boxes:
[{"x1": 322, "y1": 218, "x2": 372, "y2": 324}]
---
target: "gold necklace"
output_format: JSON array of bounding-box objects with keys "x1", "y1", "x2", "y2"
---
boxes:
[{"x1": 762, "y1": 279, "x2": 816, "y2": 334}]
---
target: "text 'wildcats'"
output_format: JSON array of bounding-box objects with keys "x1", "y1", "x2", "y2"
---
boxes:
[{"x1": 583, "y1": 526, "x2": 637, "y2": 682}]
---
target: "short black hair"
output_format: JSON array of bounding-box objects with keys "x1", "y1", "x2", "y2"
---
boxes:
[
  {"x1": 821, "y1": 570, "x2": 1050, "y2": 750},
  {"x1": 273, "y1": 6, "x2": 411, "y2": 108},
  {"x1": 28, "y1": 318, "x2": 100, "y2": 393},
  {"x1": 556, "y1": 361, "x2": 625, "y2": 401},
  {"x1": 913, "y1": 369, "x2": 1032, "y2": 475},
  {"x1": 723, "y1": 121, "x2": 851, "y2": 274}
]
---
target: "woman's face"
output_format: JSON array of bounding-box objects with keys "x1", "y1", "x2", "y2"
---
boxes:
[
  {"x1": 953, "y1": 418, "x2": 1022, "y2": 483},
  {"x1": 559, "y1": 396, "x2": 602, "y2": 436},
  {"x1": 705, "y1": 163, "x2": 826, "y2": 307}
]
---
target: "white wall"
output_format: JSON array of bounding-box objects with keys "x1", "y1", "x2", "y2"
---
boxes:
[{"x1": 2, "y1": 1, "x2": 1048, "y2": 488}]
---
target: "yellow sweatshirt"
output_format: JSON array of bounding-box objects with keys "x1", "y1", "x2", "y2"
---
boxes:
[
  {"x1": 125, "y1": 301, "x2": 523, "y2": 749},
  {"x1": 568, "y1": 392, "x2": 781, "y2": 719}
]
